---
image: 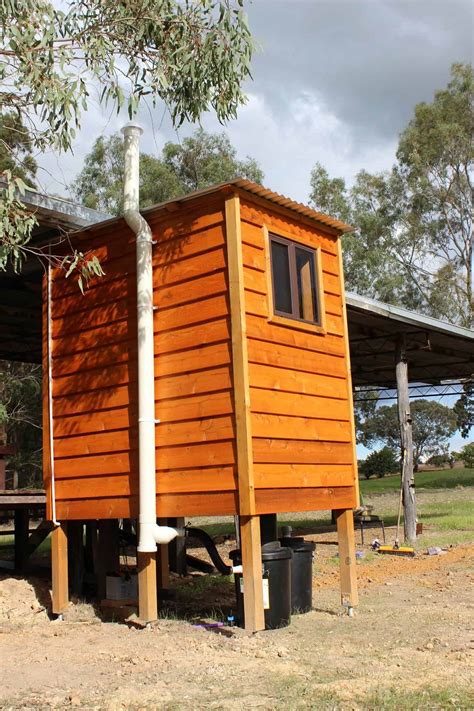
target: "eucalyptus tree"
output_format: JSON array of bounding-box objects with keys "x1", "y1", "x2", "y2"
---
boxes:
[
  {"x1": 0, "y1": 111, "x2": 37, "y2": 186},
  {"x1": 309, "y1": 64, "x2": 474, "y2": 326},
  {"x1": 73, "y1": 128, "x2": 264, "y2": 215},
  {"x1": 397, "y1": 63, "x2": 473, "y2": 328},
  {"x1": 358, "y1": 400, "x2": 458, "y2": 472},
  {"x1": 0, "y1": 0, "x2": 254, "y2": 282}
]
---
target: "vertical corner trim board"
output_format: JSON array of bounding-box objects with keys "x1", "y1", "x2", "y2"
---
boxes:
[
  {"x1": 42, "y1": 274, "x2": 53, "y2": 520},
  {"x1": 225, "y1": 194, "x2": 256, "y2": 518},
  {"x1": 337, "y1": 238, "x2": 360, "y2": 507},
  {"x1": 225, "y1": 193, "x2": 265, "y2": 633}
]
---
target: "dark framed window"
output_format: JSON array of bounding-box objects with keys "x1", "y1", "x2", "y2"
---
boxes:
[{"x1": 270, "y1": 234, "x2": 320, "y2": 325}]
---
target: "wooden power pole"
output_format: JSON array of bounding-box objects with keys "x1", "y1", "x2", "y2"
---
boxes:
[{"x1": 395, "y1": 336, "x2": 417, "y2": 542}]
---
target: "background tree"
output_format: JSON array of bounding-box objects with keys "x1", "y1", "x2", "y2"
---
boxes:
[
  {"x1": 358, "y1": 399, "x2": 458, "y2": 471},
  {"x1": 309, "y1": 63, "x2": 473, "y2": 325},
  {"x1": 162, "y1": 128, "x2": 263, "y2": 193},
  {"x1": 453, "y1": 382, "x2": 474, "y2": 439},
  {"x1": 0, "y1": 0, "x2": 254, "y2": 276},
  {"x1": 72, "y1": 135, "x2": 183, "y2": 215},
  {"x1": 359, "y1": 447, "x2": 399, "y2": 480},
  {"x1": 73, "y1": 128, "x2": 264, "y2": 215},
  {"x1": 309, "y1": 164, "x2": 426, "y2": 310},
  {"x1": 0, "y1": 361, "x2": 42, "y2": 488},
  {"x1": 460, "y1": 442, "x2": 474, "y2": 468},
  {"x1": 397, "y1": 63, "x2": 473, "y2": 327}
]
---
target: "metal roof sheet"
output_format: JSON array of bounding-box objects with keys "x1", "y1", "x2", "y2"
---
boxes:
[
  {"x1": 346, "y1": 292, "x2": 474, "y2": 343},
  {"x1": 141, "y1": 179, "x2": 354, "y2": 234}
]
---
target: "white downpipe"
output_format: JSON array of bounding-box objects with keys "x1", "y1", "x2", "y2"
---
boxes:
[
  {"x1": 121, "y1": 122, "x2": 179, "y2": 551},
  {"x1": 47, "y1": 260, "x2": 59, "y2": 527}
]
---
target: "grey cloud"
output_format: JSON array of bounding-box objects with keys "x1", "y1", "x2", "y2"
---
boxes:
[{"x1": 246, "y1": 0, "x2": 473, "y2": 141}]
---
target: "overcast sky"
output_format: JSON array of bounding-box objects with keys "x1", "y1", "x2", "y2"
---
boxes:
[
  {"x1": 37, "y1": 0, "x2": 473, "y2": 205},
  {"x1": 36, "y1": 1, "x2": 472, "y2": 452}
]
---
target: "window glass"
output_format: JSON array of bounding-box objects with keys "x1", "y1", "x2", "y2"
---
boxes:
[
  {"x1": 271, "y1": 240, "x2": 292, "y2": 314},
  {"x1": 269, "y1": 234, "x2": 321, "y2": 326},
  {"x1": 295, "y1": 247, "x2": 318, "y2": 322}
]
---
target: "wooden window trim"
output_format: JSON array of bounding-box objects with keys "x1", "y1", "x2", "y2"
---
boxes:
[{"x1": 263, "y1": 226, "x2": 326, "y2": 335}]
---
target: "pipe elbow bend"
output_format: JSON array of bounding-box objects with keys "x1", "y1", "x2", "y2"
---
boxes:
[{"x1": 137, "y1": 523, "x2": 180, "y2": 553}]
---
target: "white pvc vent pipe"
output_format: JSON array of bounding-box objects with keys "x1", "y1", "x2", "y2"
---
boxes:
[{"x1": 121, "y1": 122, "x2": 179, "y2": 551}]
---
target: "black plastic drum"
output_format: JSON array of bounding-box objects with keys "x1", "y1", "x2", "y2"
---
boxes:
[
  {"x1": 230, "y1": 541, "x2": 293, "y2": 630},
  {"x1": 280, "y1": 536, "x2": 315, "y2": 614}
]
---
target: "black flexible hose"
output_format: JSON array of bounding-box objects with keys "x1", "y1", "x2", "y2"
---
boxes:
[{"x1": 185, "y1": 527, "x2": 232, "y2": 575}]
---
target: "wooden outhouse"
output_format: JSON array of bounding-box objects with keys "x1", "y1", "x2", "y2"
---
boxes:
[{"x1": 44, "y1": 179, "x2": 359, "y2": 629}]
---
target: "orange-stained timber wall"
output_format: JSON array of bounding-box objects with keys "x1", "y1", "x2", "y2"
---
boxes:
[{"x1": 43, "y1": 185, "x2": 358, "y2": 521}]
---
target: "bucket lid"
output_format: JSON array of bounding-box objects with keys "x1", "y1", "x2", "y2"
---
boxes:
[
  {"x1": 280, "y1": 536, "x2": 316, "y2": 553},
  {"x1": 229, "y1": 541, "x2": 292, "y2": 564},
  {"x1": 261, "y1": 541, "x2": 292, "y2": 561}
]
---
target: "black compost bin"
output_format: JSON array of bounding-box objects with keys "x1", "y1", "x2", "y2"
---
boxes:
[
  {"x1": 230, "y1": 541, "x2": 293, "y2": 630},
  {"x1": 280, "y1": 536, "x2": 315, "y2": 613}
]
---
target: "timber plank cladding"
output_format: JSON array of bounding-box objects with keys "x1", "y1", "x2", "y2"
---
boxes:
[{"x1": 43, "y1": 181, "x2": 358, "y2": 523}]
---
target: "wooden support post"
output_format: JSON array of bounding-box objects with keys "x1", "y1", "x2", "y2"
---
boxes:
[
  {"x1": 97, "y1": 520, "x2": 120, "y2": 601},
  {"x1": 67, "y1": 521, "x2": 85, "y2": 597},
  {"x1": 51, "y1": 523, "x2": 69, "y2": 616},
  {"x1": 335, "y1": 509, "x2": 358, "y2": 612},
  {"x1": 138, "y1": 552, "x2": 157, "y2": 624},
  {"x1": 396, "y1": 336, "x2": 416, "y2": 542},
  {"x1": 240, "y1": 515, "x2": 265, "y2": 632},
  {"x1": 226, "y1": 194, "x2": 265, "y2": 633},
  {"x1": 14, "y1": 509, "x2": 29, "y2": 572}
]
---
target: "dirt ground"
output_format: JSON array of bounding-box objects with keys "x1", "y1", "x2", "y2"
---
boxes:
[{"x1": 1, "y1": 502, "x2": 473, "y2": 709}]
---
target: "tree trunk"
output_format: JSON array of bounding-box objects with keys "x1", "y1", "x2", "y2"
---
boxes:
[{"x1": 395, "y1": 337, "x2": 417, "y2": 542}]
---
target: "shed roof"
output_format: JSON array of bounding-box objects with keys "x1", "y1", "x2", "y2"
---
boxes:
[
  {"x1": 141, "y1": 179, "x2": 354, "y2": 234},
  {"x1": 0, "y1": 187, "x2": 109, "y2": 362},
  {"x1": 346, "y1": 292, "x2": 474, "y2": 387}
]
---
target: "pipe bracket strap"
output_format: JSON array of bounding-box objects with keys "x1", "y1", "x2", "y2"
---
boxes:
[{"x1": 138, "y1": 418, "x2": 161, "y2": 424}]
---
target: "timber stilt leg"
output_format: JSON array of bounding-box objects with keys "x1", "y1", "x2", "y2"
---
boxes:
[
  {"x1": 138, "y1": 551, "x2": 158, "y2": 624},
  {"x1": 51, "y1": 523, "x2": 69, "y2": 617},
  {"x1": 240, "y1": 515, "x2": 265, "y2": 632},
  {"x1": 335, "y1": 509, "x2": 358, "y2": 614}
]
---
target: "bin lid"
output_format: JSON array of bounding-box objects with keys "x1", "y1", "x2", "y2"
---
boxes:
[
  {"x1": 261, "y1": 540, "x2": 293, "y2": 561},
  {"x1": 279, "y1": 536, "x2": 316, "y2": 553},
  {"x1": 229, "y1": 541, "x2": 292, "y2": 565}
]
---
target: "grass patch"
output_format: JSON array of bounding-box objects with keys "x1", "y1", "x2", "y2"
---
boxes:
[
  {"x1": 199, "y1": 514, "x2": 333, "y2": 538},
  {"x1": 173, "y1": 573, "x2": 233, "y2": 600},
  {"x1": 420, "y1": 499, "x2": 474, "y2": 531},
  {"x1": 362, "y1": 685, "x2": 474, "y2": 710},
  {"x1": 360, "y1": 468, "x2": 474, "y2": 496},
  {"x1": 272, "y1": 677, "x2": 474, "y2": 710}
]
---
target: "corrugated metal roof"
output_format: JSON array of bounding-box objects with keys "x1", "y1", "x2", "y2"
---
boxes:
[
  {"x1": 346, "y1": 292, "x2": 474, "y2": 342},
  {"x1": 141, "y1": 179, "x2": 354, "y2": 234}
]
